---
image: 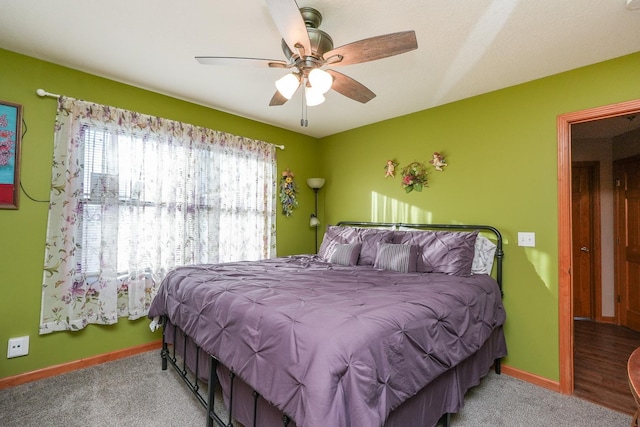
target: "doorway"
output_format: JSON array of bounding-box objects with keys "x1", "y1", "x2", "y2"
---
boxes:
[{"x1": 558, "y1": 99, "x2": 640, "y2": 394}]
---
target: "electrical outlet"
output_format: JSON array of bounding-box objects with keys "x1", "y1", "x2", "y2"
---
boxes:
[
  {"x1": 517, "y1": 232, "x2": 536, "y2": 247},
  {"x1": 7, "y1": 336, "x2": 29, "y2": 358}
]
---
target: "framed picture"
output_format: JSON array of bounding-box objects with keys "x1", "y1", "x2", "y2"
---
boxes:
[{"x1": 0, "y1": 100, "x2": 22, "y2": 209}]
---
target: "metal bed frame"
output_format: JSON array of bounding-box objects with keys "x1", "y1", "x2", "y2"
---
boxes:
[
  {"x1": 336, "y1": 222, "x2": 505, "y2": 296},
  {"x1": 159, "y1": 222, "x2": 505, "y2": 427},
  {"x1": 161, "y1": 322, "x2": 292, "y2": 427}
]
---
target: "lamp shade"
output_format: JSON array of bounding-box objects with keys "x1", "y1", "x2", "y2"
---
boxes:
[
  {"x1": 275, "y1": 73, "x2": 300, "y2": 99},
  {"x1": 305, "y1": 85, "x2": 325, "y2": 107},
  {"x1": 308, "y1": 69, "x2": 333, "y2": 94},
  {"x1": 307, "y1": 178, "x2": 325, "y2": 189},
  {"x1": 310, "y1": 215, "x2": 320, "y2": 227}
]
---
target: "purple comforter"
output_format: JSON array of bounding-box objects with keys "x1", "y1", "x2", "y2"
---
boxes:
[{"x1": 149, "y1": 255, "x2": 506, "y2": 427}]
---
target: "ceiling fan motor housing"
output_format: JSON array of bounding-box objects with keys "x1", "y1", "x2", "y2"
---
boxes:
[
  {"x1": 300, "y1": 7, "x2": 322, "y2": 28},
  {"x1": 281, "y1": 7, "x2": 333, "y2": 69}
]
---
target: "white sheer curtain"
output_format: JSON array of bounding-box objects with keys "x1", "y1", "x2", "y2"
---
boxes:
[{"x1": 40, "y1": 97, "x2": 277, "y2": 334}]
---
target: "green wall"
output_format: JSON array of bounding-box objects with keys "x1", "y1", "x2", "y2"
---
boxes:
[
  {"x1": 2, "y1": 46, "x2": 639, "y2": 384},
  {"x1": 319, "y1": 51, "x2": 640, "y2": 381},
  {"x1": 0, "y1": 49, "x2": 318, "y2": 378}
]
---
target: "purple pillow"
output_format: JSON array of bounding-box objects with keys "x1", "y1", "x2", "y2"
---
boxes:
[
  {"x1": 318, "y1": 226, "x2": 360, "y2": 261},
  {"x1": 356, "y1": 229, "x2": 394, "y2": 266},
  {"x1": 318, "y1": 226, "x2": 393, "y2": 264},
  {"x1": 393, "y1": 230, "x2": 479, "y2": 276}
]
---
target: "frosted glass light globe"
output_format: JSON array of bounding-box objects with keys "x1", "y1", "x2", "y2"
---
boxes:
[
  {"x1": 275, "y1": 73, "x2": 300, "y2": 99},
  {"x1": 308, "y1": 69, "x2": 333, "y2": 94},
  {"x1": 305, "y1": 86, "x2": 325, "y2": 106}
]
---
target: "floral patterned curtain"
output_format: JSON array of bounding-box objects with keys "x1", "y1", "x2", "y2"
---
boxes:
[{"x1": 39, "y1": 97, "x2": 277, "y2": 334}]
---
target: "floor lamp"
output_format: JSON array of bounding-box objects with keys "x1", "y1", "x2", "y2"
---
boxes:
[{"x1": 307, "y1": 177, "x2": 325, "y2": 253}]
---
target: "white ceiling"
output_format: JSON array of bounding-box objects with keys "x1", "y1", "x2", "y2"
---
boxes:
[{"x1": 1, "y1": 0, "x2": 639, "y2": 138}]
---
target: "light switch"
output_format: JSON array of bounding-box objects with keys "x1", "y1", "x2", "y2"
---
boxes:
[{"x1": 518, "y1": 232, "x2": 536, "y2": 247}]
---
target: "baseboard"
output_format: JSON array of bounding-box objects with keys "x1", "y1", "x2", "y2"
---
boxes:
[
  {"x1": 501, "y1": 364, "x2": 562, "y2": 393},
  {"x1": 0, "y1": 340, "x2": 162, "y2": 390}
]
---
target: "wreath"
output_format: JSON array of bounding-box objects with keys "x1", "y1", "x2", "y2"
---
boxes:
[{"x1": 401, "y1": 161, "x2": 428, "y2": 193}]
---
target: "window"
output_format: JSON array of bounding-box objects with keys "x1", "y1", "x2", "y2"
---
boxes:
[{"x1": 40, "y1": 98, "x2": 277, "y2": 334}]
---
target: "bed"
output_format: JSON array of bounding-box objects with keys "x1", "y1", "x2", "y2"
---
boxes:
[{"x1": 148, "y1": 222, "x2": 507, "y2": 427}]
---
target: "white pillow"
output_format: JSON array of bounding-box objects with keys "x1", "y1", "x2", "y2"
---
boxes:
[{"x1": 472, "y1": 236, "x2": 497, "y2": 275}]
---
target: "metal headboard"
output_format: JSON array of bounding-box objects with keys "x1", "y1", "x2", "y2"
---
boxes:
[{"x1": 335, "y1": 221, "x2": 504, "y2": 296}]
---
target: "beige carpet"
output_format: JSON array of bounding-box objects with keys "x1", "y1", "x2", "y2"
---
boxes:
[{"x1": 0, "y1": 350, "x2": 632, "y2": 427}]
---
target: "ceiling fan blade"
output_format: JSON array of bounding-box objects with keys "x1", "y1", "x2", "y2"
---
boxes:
[
  {"x1": 324, "y1": 31, "x2": 418, "y2": 67},
  {"x1": 326, "y1": 69, "x2": 376, "y2": 104},
  {"x1": 196, "y1": 56, "x2": 288, "y2": 68},
  {"x1": 269, "y1": 90, "x2": 290, "y2": 106},
  {"x1": 265, "y1": 0, "x2": 311, "y2": 56}
]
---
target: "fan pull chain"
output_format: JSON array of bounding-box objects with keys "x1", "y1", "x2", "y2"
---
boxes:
[{"x1": 300, "y1": 89, "x2": 308, "y2": 127}]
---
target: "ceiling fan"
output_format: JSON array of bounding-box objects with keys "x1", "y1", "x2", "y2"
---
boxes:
[{"x1": 196, "y1": 0, "x2": 418, "y2": 125}]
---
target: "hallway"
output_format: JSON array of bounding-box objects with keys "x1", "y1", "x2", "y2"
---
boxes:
[{"x1": 574, "y1": 319, "x2": 640, "y2": 415}]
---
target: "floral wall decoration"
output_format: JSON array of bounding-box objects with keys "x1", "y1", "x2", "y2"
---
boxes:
[
  {"x1": 429, "y1": 152, "x2": 447, "y2": 171},
  {"x1": 384, "y1": 159, "x2": 398, "y2": 177},
  {"x1": 389, "y1": 151, "x2": 447, "y2": 193},
  {"x1": 400, "y1": 161, "x2": 428, "y2": 193},
  {"x1": 279, "y1": 168, "x2": 298, "y2": 216}
]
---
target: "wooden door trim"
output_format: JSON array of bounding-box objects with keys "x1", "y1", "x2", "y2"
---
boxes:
[
  {"x1": 558, "y1": 98, "x2": 640, "y2": 394},
  {"x1": 614, "y1": 159, "x2": 623, "y2": 327},
  {"x1": 572, "y1": 161, "x2": 602, "y2": 321},
  {"x1": 591, "y1": 162, "x2": 603, "y2": 322}
]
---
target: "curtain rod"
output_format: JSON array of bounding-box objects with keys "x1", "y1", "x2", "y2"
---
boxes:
[
  {"x1": 35, "y1": 88, "x2": 285, "y2": 150},
  {"x1": 36, "y1": 88, "x2": 61, "y2": 99}
]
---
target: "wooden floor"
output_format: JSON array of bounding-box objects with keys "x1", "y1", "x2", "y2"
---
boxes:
[{"x1": 574, "y1": 319, "x2": 640, "y2": 415}]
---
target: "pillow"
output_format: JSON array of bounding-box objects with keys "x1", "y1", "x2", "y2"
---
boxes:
[
  {"x1": 329, "y1": 243, "x2": 362, "y2": 266},
  {"x1": 356, "y1": 229, "x2": 394, "y2": 266},
  {"x1": 391, "y1": 230, "x2": 435, "y2": 272},
  {"x1": 393, "y1": 230, "x2": 479, "y2": 276},
  {"x1": 317, "y1": 225, "x2": 361, "y2": 260},
  {"x1": 374, "y1": 244, "x2": 419, "y2": 273},
  {"x1": 317, "y1": 226, "x2": 394, "y2": 264},
  {"x1": 471, "y1": 236, "x2": 497, "y2": 275}
]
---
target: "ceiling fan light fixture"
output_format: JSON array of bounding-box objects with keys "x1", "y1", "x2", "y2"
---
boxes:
[
  {"x1": 275, "y1": 73, "x2": 300, "y2": 99},
  {"x1": 197, "y1": 3, "x2": 418, "y2": 120},
  {"x1": 308, "y1": 68, "x2": 333, "y2": 94},
  {"x1": 305, "y1": 85, "x2": 325, "y2": 106}
]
